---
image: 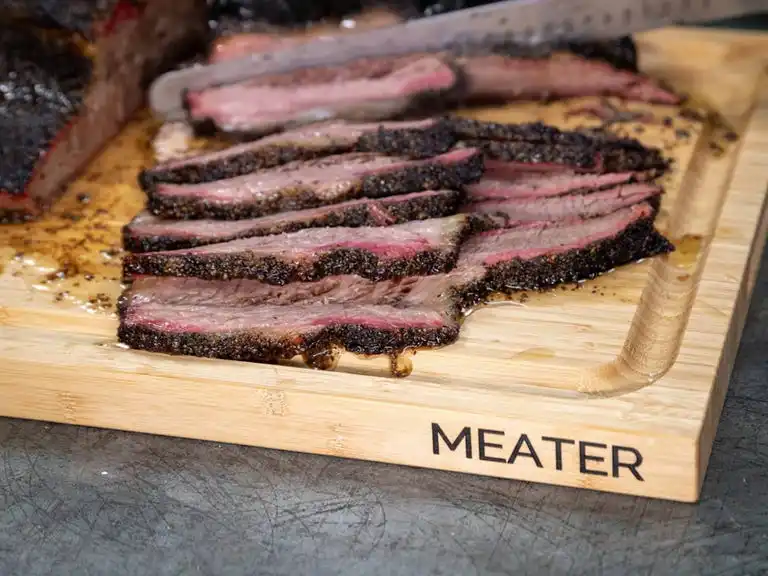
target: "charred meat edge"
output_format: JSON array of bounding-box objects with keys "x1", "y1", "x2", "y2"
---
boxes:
[
  {"x1": 138, "y1": 118, "x2": 459, "y2": 189},
  {"x1": 146, "y1": 148, "x2": 484, "y2": 220},
  {"x1": 463, "y1": 139, "x2": 670, "y2": 174},
  {"x1": 122, "y1": 215, "x2": 480, "y2": 284},
  {"x1": 124, "y1": 189, "x2": 464, "y2": 253}
]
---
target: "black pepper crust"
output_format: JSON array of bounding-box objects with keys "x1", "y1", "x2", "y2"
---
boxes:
[
  {"x1": 0, "y1": 26, "x2": 93, "y2": 197},
  {"x1": 123, "y1": 243, "x2": 464, "y2": 285},
  {"x1": 117, "y1": 320, "x2": 461, "y2": 364},
  {"x1": 0, "y1": 0, "x2": 131, "y2": 40},
  {"x1": 146, "y1": 148, "x2": 484, "y2": 220},
  {"x1": 355, "y1": 119, "x2": 458, "y2": 160},
  {"x1": 123, "y1": 189, "x2": 464, "y2": 253},
  {"x1": 463, "y1": 138, "x2": 669, "y2": 174},
  {"x1": 463, "y1": 140, "x2": 599, "y2": 170},
  {"x1": 458, "y1": 217, "x2": 675, "y2": 311},
  {"x1": 0, "y1": 208, "x2": 37, "y2": 224},
  {"x1": 138, "y1": 119, "x2": 459, "y2": 190}
]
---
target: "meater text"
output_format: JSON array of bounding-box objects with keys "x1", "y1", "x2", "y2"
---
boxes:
[{"x1": 431, "y1": 423, "x2": 643, "y2": 481}]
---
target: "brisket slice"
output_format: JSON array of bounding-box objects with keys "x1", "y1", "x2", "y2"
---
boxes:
[
  {"x1": 458, "y1": 202, "x2": 673, "y2": 297},
  {"x1": 118, "y1": 299, "x2": 461, "y2": 364},
  {"x1": 449, "y1": 118, "x2": 669, "y2": 175},
  {"x1": 123, "y1": 214, "x2": 474, "y2": 284},
  {"x1": 124, "y1": 189, "x2": 462, "y2": 253},
  {"x1": 463, "y1": 139, "x2": 668, "y2": 174},
  {"x1": 186, "y1": 54, "x2": 462, "y2": 137},
  {"x1": 117, "y1": 202, "x2": 672, "y2": 367},
  {"x1": 466, "y1": 172, "x2": 640, "y2": 202},
  {"x1": 0, "y1": 2, "x2": 207, "y2": 223},
  {"x1": 139, "y1": 118, "x2": 457, "y2": 189},
  {"x1": 146, "y1": 147, "x2": 483, "y2": 220},
  {"x1": 465, "y1": 183, "x2": 662, "y2": 229},
  {"x1": 458, "y1": 52, "x2": 679, "y2": 106}
]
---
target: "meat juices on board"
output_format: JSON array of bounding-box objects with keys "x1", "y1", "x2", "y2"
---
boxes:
[{"x1": 0, "y1": 0, "x2": 207, "y2": 223}]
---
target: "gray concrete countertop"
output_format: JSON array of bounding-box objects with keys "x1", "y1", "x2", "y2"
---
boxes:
[{"x1": 0, "y1": 245, "x2": 766, "y2": 576}]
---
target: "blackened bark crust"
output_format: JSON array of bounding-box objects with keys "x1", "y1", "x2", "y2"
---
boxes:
[
  {"x1": 124, "y1": 189, "x2": 463, "y2": 253},
  {"x1": 146, "y1": 148, "x2": 484, "y2": 220},
  {"x1": 139, "y1": 119, "x2": 459, "y2": 190}
]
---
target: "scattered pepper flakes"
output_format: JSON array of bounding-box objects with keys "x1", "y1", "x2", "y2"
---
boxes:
[{"x1": 679, "y1": 108, "x2": 705, "y2": 122}]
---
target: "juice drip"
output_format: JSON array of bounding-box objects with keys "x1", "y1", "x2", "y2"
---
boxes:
[
  {"x1": 303, "y1": 346, "x2": 341, "y2": 371},
  {"x1": 389, "y1": 352, "x2": 414, "y2": 378}
]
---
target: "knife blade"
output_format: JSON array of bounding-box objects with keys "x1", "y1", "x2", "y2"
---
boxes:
[{"x1": 150, "y1": 0, "x2": 766, "y2": 121}]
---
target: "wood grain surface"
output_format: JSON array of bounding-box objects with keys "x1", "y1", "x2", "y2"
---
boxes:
[{"x1": 1, "y1": 27, "x2": 767, "y2": 501}]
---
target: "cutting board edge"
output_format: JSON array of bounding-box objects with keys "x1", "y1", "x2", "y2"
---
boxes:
[{"x1": 1, "y1": 30, "x2": 768, "y2": 502}]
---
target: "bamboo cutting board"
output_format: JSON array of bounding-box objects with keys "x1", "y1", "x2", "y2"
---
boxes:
[{"x1": 1, "y1": 28, "x2": 767, "y2": 502}]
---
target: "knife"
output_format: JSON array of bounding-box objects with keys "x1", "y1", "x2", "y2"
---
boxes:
[{"x1": 149, "y1": 0, "x2": 766, "y2": 121}]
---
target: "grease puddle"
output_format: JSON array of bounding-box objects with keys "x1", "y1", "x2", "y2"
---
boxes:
[{"x1": 0, "y1": 115, "x2": 154, "y2": 316}]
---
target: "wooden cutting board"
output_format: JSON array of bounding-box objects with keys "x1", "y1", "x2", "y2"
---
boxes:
[{"x1": 1, "y1": 28, "x2": 767, "y2": 502}]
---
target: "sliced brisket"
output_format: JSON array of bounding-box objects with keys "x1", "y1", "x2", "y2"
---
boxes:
[
  {"x1": 464, "y1": 138, "x2": 668, "y2": 174},
  {"x1": 466, "y1": 172, "x2": 640, "y2": 202},
  {"x1": 124, "y1": 189, "x2": 462, "y2": 253},
  {"x1": 117, "y1": 272, "x2": 474, "y2": 363},
  {"x1": 139, "y1": 118, "x2": 457, "y2": 189},
  {"x1": 458, "y1": 52, "x2": 679, "y2": 106},
  {"x1": 117, "y1": 201, "x2": 673, "y2": 368},
  {"x1": 193, "y1": 11, "x2": 677, "y2": 138},
  {"x1": 0, "y1": 2, "x2": 207, "y2": 223},
  {"x1": 187, "y1": 54, "x2": 461, "y2": 137},
  {"x1": 146, "y1": 147, "x2": 483, "y2": 220},
  {"x1": 123, "y1": 214, "x2": 473, "y2": 284},
  {"x1": 458, "y1": 202, "x2": 673, "y2": 295},
  {"x1": 465, "y1": 183, "x2": 662, "y2": 229},
  {"x1": 448, "y1": 118, "x2": 669, "y2": 175}
]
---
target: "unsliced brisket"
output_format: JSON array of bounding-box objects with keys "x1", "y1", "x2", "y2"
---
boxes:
[
  {"x1": 139, "y1": 118, "x2": 457, "y2": 189},
  {"x1": 0, "y1": 2, "x2": 207, "y2": 223},
  {"x1": 123, "y1": 214, "x2": 473, "y2": 284},
  {"x1": 124, "y1": 189, "x2": 462, "y2": 252},
  {"x1": 187, "y1": 54, "x2": 461, "y2": 136},
  {"x1": 146, "y1": 147, "x2": 483, "y2": 220},
  {"x1": 466, "y1": 183, "x2": 662, "y2": 229}
]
